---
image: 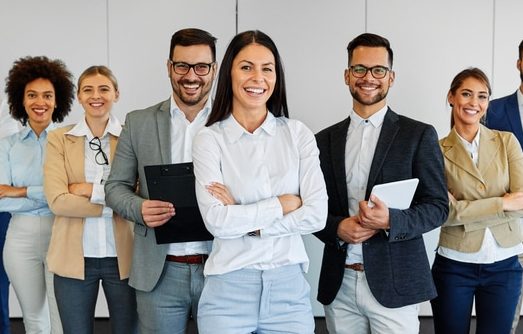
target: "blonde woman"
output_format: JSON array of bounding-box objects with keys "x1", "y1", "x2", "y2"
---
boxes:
[{"x1": 44, "y1": 66, "x2": 136, "y2": 334}]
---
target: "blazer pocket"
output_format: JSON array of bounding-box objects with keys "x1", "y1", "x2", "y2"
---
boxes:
[{"x1": 134, "y1": 223, "x2": 148, "y2": 237}]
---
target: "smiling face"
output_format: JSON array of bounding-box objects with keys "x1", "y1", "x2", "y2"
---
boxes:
[
  {"x1": 449, "y1": 77, "x2": 489, "y2": 129},
  {"x1": 344, "y1": 46, "x2": 394, "y2": 117},
  {"x1": 167, "y1": 44, "x2": 216, "y2": 111},
  {"x1": 23, "y1": 78, "x2": 56, "y2": 132},
  {"x1": 231, "y1": 43, "x2": 276, "y2": 115},
  {"x1": 78, "y1": 73, "x2": 119, "y2": 122}
]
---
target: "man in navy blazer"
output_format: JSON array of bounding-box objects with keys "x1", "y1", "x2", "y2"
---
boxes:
[
  {"x1": 314, "y1": 33, "x2": 448, "y2": 334},
  {"x1": 485, "y1": 39, "x2": 523, "y2": 334}
]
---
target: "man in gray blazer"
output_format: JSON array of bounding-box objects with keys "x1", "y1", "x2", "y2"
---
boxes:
[
  {"x1": 314, "y1": 33, "x2": 448, "y2": 334},
  {"x1": 486, "y1": 39, "x2": 523, "y2": 334},
  {"x1": 105, "y1": 28, "x2": 217, "y2": 334}
]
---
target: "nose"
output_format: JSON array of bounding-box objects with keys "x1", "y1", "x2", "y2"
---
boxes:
[
  {"x1": 184, "y1": 67, "x2": 199, "y2": 79},
  {"x1": 252, "y1": 68, "x2": 264, "y2": 82}
]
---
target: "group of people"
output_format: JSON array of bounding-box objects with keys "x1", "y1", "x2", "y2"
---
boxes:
[{"x1": 0, "y1": 27, "x2": 522, "y2": 334}]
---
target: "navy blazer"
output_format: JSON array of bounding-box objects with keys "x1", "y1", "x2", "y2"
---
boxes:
[
  {"x1": 314, "y1": 108, "x2": 449, "y2": 308},
  {"x1": 487, "y1": 92, "x2": 523, "y2": 147}
]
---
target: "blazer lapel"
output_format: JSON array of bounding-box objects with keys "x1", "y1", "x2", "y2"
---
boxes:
[
  {"x1": 156, "y1": 99, "x2": 172, "y2": 164},
  {"x1": 366, "y1": 109, "x2": 399, "y2": 197},
  {"x1": 506, "y1": 92, "x2": 523, "y2": 142},
  {"x1": 331, "y1": 118, "x2": 350, "y2": 214},
  {"x1": 64, "y1": 134, "x2": 86, "y2": 182},
  {"x1": 477, "y1": 125, "x2": 501, "y2": 179},
  {"x1": 441, "y1": 128, "x2": 484, "y2": 184}
]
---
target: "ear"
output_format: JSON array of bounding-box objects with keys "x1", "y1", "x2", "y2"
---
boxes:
[
  {"x1": 211, "y1": 62, "x2": 218, "y2": 80},
  {"x1": 114, "y1": 90, "x2": 120, "y2": 102},
  {"x1": 166, "y1": 59, "x2": 172, "y2": 77},
  {"x1": 344, "y1": 69, "x2": 350, "y2": 85},
  {"x1": 517, "y1": 58, "x2": 521, "y2": 71},
  {"x1": 388, "y1": 70, "x2": 395, "y2": 87},
  {"x1": 447, "y1": 92, "x2": 454, "y2": 108}
]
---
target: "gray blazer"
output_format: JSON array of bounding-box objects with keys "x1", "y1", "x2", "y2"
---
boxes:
[{"x1": 105, "y1": 99, "x2": 171, "y2": 292}]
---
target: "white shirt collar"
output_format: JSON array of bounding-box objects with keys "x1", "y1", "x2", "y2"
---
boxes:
[
  {"x1": 169, "y1": 95, "x2": 212, "y2": 123},
  {"x1": 349, "y1": 105, "x2": 388, "y2": 128},
  {"x1": 223, "y1": 111, "x2": 277, "y2": 143},
  {"x1": 66, "y1": 113, "x2": 122, "y2": 139},
  {"x1": 517, "y1": 87, "x2": 523, "y2": 110}
]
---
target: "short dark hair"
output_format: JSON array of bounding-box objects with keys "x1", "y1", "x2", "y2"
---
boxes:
[
  {"x1": 206, "y1": 30, "x2": 288, "y2": 127},
  {"x1": 5, "y1": 56, "x2": 75, "y2": 126},
  {"x1": 347, "y1": 33, "x2": 394, "y2": 68},
  {"x1": 519, "y1": 39, "x2": 523, "y2": 60},
  {"x1": 169, "y1": 28, "x2": 217, "y2": 61},
  {"x1": 448, "y1": 67, "x2": 491, "y2": 128}
]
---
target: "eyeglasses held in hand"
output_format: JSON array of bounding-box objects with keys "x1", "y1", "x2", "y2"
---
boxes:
[
  {"x1": 89, "y1": 137, "x2": 109, "y2": 165},
  {"x1": 349, "y1": 65, "x2": 390, "y2": 79},
  {"x1": 169, "y1": 60, "x2": 214, "y2": 76}
]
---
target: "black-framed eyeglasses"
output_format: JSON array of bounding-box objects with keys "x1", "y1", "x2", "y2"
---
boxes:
[
  {"x1": 89, "y1": 137, "x2": 109, "y2": 166},
  {"x1": 349, "y1": 65, "x2": 390, "y2": 79},
  {"x1": 169, "y1": 60, "x2": 214, "y2": 76}
]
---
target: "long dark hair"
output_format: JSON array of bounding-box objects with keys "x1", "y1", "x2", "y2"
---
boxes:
[{"x1": 206, "y1": 30, "x2": 288, "y2": 126}]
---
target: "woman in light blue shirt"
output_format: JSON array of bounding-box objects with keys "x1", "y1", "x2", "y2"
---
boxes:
[
  {"x1": 0, "y1": 56, "x2": 74, "y2": 334},
  {"x1": 193, "y1": 30, "x2": 327, "y2": 334}
]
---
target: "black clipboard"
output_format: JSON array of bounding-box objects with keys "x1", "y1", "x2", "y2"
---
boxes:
[{"x1": 144, "y1": 162, "x2": 213, "y2": 244}]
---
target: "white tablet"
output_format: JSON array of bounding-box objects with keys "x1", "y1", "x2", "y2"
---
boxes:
[{"x1": 368, "y1": 178, "x2": 419, "y2": 209}]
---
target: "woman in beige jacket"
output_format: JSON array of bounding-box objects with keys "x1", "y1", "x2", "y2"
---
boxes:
[
  {"x1": 44, "y1": 66, "x2": 136, "y2": 334},
  {"x1": 431, "y1": 67, "x2": 523, "y2": 334}
]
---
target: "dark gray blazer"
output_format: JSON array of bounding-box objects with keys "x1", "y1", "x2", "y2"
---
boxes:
[
  {"x1": 105, "y1": 99, "x2": 171, "y2": 292},
  {"x1": 486, "y1": 92, "x2": 523, "y2": 147},
  {"x1": 314, "y1": 108, "x2": 449, "y2": 308}
]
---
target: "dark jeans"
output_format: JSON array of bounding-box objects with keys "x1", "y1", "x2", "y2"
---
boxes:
[
  {"x1": 431, "y1": 253, "x2": 522, "y2": 334},
  {"x1": 54, "y1": 257, "x2": 137, "y2": 334},
  {"x1": 0, "y1": 213, "x2": 10, "y2": 334}
]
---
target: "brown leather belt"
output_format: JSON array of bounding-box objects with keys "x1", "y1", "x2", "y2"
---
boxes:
[
  {"x1": 166, "y1": 254, "x2": 208, "y2": 264},
  {"x1": 345, "y1": 263, "x2": 364, "y2": 272}
]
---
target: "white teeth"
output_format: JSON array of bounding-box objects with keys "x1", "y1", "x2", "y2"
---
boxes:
[
  {"x1": 90, "y1": 103, "x2": 103, "y2": 107},
  {"x1": 245, "y1": 87, "x2": 264, "y2": 94},
  {"x1": 183, "y1": 83, "x2": 199, "y2": 89},
  {"x1": 464, "y1": 108, "x2": 478, "y2": 115}
]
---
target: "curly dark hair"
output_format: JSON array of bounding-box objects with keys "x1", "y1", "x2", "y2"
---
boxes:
[{"x1": 5, "y1": 56, "x2": 75, "y2": 126}]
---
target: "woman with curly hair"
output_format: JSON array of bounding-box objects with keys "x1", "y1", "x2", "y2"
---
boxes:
[{"x1": 0, "y1": 55, "x2": 74, "y2": 334}]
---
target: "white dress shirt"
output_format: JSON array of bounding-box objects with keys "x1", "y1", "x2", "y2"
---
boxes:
[
  {"x1": 192, "y1": 112, "x2": 328, "y2": 276},
  {"x1": 438, "y1": 128, "x2": 523, "y2": 263},
  {"x1": 518, "y1": 87, "x2": 523, "y2": 122},
  {"x1": 345, "y1": 106, "x2": 387, "y2": 265},
  {"x1": 65, "y1": 114, "x2": 121, "y2": 257},
  {"x1": 167, "y1": 95, "x2": 212, "y2": 256}
]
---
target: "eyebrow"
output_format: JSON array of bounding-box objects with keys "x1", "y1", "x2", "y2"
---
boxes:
[
  {"x1": 239, "y1": 60, "x2": 275, "y2": 66},
  {"x1": 461, "y1": 88, "x2": 488, "y2": 94},
  {"x1": 26, "y1": 89, "x2": 54, "y2": 94}
]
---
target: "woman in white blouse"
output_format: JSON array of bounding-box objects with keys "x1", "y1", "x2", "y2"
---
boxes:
[
  {"x1": 192, "y1": 30, "x2": 328, "y2": 334},
  {"x1": 44, "y1": 66, "x2": 136, "y2": 334}
]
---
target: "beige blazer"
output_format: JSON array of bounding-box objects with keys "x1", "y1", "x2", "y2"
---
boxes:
[
  {"x1": 44, "y1": 125, "x2": 133, "y2": 280},
  {"x1": 439, "y1": 125, "x2": 523, "y2": 252}
]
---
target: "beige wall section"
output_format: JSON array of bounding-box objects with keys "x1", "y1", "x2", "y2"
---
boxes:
[{"x1": 1, "y1": 0, "x2": 523, "y2": 318}]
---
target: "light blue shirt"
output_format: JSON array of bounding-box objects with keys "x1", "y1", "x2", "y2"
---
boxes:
[{"x1": 0, "y1": 124, "x2": 56, "y2": 216}]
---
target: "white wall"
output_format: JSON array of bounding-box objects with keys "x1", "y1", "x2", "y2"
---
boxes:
[{"x1": 1, "y1": 0, "x2": 522, "y2": 318}]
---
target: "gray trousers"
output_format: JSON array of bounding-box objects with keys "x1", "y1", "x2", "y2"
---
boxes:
[{"x1": 3, "y1": 215, "x2": 62, "y2": 334}]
